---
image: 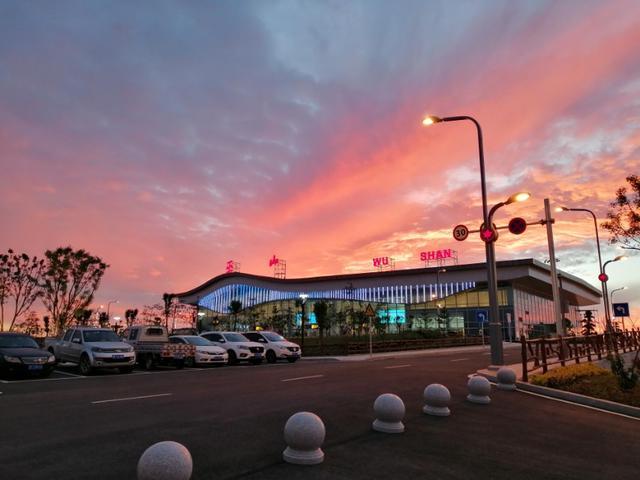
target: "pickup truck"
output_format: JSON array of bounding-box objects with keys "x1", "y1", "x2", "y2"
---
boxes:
[
  {"x1": 122, "y1": 325, "x2": 195, "y2": 370},
  {"x1": 45, "y1": 327, "x2": 136, "y2": 375}
]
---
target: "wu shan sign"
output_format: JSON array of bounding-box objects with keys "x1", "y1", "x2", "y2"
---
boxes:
[{"x1": 420, "y1": 249, "x2": 453, "y2": 261}]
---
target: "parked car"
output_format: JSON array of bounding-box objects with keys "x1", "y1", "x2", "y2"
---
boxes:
[
  {"x1": 199, "y1": 331, "x2": 264, "y2": 365},
  {"x1": 243, "y1": 331, "x2": 301, "y2": 363},
  {"x1": 169, "y1": 335, "x2": 228, "y2": 367},
  {"x1": 46, "y1": 327, "x2": 135, "y2": 375},
  {"x1": 122, "y1": 325, "x2": 195, "y2": 370},
  {"x1": 0, "y1": 333, "x2": 56, "y2": 378}
]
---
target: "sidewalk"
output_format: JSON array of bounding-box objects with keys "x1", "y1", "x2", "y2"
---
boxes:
[{"x1": 302, "y1": 341, "x2": 521, "y2": 362}]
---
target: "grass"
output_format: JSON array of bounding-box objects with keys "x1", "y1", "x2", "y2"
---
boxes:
[{"x1": 531, "y1": 363, "x2": 640, "y2": 408}]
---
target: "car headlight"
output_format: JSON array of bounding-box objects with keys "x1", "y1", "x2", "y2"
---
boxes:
[
  {"x1": 239, "y1": 345, "x2": 249, "y2": 350},
  {"x1": 127, "y1": 346, "x2": 134, "y2": 353},
  {"x1": 3, "y1": 355, "x2": 22, "y2": 364},
  {"x1": 47, "y1": 355, "x2": 56, "y2": 363},
  {"x1": 196, "y1": 350, "x2": 210, "y2": 355},
  {"x1": 91, "y1": 347, "x2": 105, "y2": 353}
]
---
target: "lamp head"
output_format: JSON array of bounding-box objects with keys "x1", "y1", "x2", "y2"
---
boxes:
[
  {"x1": 614, "y1": 255, "x2": 628, "y2": 262},
  {"x1": 197, "y1": 311, "x2": 205, "y2": 317},
  {"x1": 422, "y1": 115, "x2": 443, "y2": 126},
  {"x1": 555, "y1": 206, "x2": 569, "y2": 213},
  {"x1": 505, "y1": 192, "x2": 531, "y2": 205}
]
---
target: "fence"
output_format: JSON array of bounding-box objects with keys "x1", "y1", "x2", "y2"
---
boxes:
[{"x1": 520, "y1": 329, "x2": 640, "y2": 382}]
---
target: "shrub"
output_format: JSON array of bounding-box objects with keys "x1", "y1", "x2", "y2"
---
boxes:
[
  {"x1": 530, "y1": 363, "x2": 609, "y2": 388},
  {"x1": 608, "y1": 354, "x2": 639, "y2": 391}
]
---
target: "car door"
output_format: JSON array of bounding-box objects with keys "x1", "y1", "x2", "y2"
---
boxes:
[
  {"x1": 68, "y1": 329, "x2": 83, "y2": 363},
  {"x1": 58, "y1": 329, "x2": 75, "y2": 361}
]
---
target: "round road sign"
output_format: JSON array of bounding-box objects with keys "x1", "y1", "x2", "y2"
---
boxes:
[
  {"x1": 598, "y1": 273, "x2": 608, "y2": 282},
  {"x1": 508, "y1": 217, "x2": 527, "y2": 235},
  {"x1": 479, "y1": 223, "x2": 498, "y2": 243},
  {"x1": 453, "y1": 224, "x2": 469, "y2": 241}
]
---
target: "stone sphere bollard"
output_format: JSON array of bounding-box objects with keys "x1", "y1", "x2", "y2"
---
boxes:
[
  {"x1": 422, "y1": 384, "x2": 451, "y2": 416},
  {"x1": 372, "y1": 393, "x2": 405, "y2": 433},
  {"x1": 496, "y1": 367, "x2": 517, "y2": 391},
  {"x1": 283, "y1": 411, "x2": 326, "y2": 465},
  {"x1": 137, "y1": 441, "x2": 192, "y2": 480},
  {"x1": 466, "y1": 375, "x2": 491, "y2": 404}
]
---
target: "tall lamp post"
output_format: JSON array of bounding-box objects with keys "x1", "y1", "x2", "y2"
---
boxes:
[
  {"x1": 610, "y1": 286, "x2": 628, "y2": 331},
  {"x1": 423, "y1": 112, "x2": 528, "y2": 367},
  {"x1": 555, "y1": 206, "x2": 608, "y2": 329},
  {"x1": 106, "y1": 300, "x2": 119, "y2": 320},
  {"x1": 299, "y1": 293, "x2": 308, "y2": 354},
  {"x1": 601, "y1": 255, "x2": 627, "y2": 334},
  {"x1": 435, "y1": 268, "x2": 446, "y2": 299}
]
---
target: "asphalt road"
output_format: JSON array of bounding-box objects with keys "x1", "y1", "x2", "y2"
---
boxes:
[{"x1": 0, "y1": 346, "x2": 638, "y2": 480}]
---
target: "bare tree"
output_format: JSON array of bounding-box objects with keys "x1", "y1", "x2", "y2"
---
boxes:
[
  {"x1": 603, "y1": 174, "x2": 640, "y2": 251},
  {"x1": 2, "y1": 250, "x2": 45, "y2": 331}
]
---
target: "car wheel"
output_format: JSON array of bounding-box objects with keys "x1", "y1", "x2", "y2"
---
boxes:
[
  {"x1": 175, "y1": 359, "x2": 185, "y2": 369},
  {"x1": 79, "y1": 355, "x2": 93, "y2": 375},
  {"x1": 227, "y1": 350, "x2": 238, "y2": 365},
  {"x1": 287, "y1": 357, "x2": 298, "y2": 363},
  {"x1": 144, "y1": 354, "x2": 155, "y2": 371},
  {"x1": 266, "y1": 350, "x2": 277, "y2": 364},
  {"x1": 119, "y1": 366, "x2": 134, "y2": 374}
]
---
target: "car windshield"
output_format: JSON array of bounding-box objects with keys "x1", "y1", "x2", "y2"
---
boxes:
[
  {"x1": 262, "y1": 332, "x2": 286, "y2": 342},
  {"x1": 0, "y1": 335, "x2": 39, "y2": 349},
  {"x1": 223, "y1": 333, "x2": 250, "y2": 342},
  {"x1": 82, "y1": 330, "x2": 121, "y2": 343},
  {"x1": 184, "y1": 337, "x2": 213, "y2": 346}
]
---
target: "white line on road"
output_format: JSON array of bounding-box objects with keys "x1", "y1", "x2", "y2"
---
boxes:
[
  {"x1": 91, "y1": 393, "x2": 173, "y2": 404},
  {"x1": 53, "y1": 370, "x2": 85, "y2": 377},
  {"x1": 281, "y1": 374, "x2": 324, "y2": 383},
  {"x1": 384, "y1": 364, "x2": 412, "y2": 369},
  {"x1": 482, "y1": 352, "x2": 491, "y2": 355},
  {"x1": 450, "y1": 358, "x2": 469, "y2": 362}
]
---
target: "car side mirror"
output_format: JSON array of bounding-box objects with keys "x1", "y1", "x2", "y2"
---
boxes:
[
  {"x1": 72, "y1": 338, "x2": 81, "y2": 344},
  {"x1": 218, "y1": 339, "x2": 226, "y2": 343}
]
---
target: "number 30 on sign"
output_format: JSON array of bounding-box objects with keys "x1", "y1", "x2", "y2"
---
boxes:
[{"x1": 453, "y1": 224, "x2": 469, "y2": 241}]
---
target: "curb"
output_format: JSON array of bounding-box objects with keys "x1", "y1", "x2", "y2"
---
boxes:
[{"x1": 477, "y1": 370, "x2": 640, "y2": 419}]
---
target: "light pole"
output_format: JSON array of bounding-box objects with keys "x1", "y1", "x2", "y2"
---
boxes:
[
  {"x1": 106, "y1": 300, "x2": 119, "y2": 319},
  {"x1": 602, "y1": 255, "x2": 627, "y2": 334},
  {"x1": 299, "y1": 293, "x2": 308, "y2": 354},
  {"x1": 556, "y1": 206, "x2": 608, "y2": 330},
  {"x1": 424, "y1": 115, "x2": 532, "y2": 367},
  {"x1": 610, "y1": 286, "x2": 628, "y2": 331},
  {"x1": 435, "y1": 268, "x2": 446, "y2": 299}
]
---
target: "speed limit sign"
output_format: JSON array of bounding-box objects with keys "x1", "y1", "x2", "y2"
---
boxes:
[{"x1": 453, "y1": 224, "x2": 469, "y2": 241}]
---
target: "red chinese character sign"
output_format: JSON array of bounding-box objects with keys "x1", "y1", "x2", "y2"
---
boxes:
[
  {"x1": 225, "y1": 260, "x2": 240, "y2": 273},
  {"x1": 268, "y1": 255, "x2": 279, "y2": 267}
]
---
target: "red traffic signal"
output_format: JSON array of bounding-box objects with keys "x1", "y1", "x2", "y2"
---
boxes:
[
  {"x1": 598, "y1": 273, "x2": 608, "y2": 282},
  {"x1": 508, "y1": 217, "x2": 527, "y2": 235},
  {"x1": 479, "y1": 223, "x2": 498, "y2": 243}
]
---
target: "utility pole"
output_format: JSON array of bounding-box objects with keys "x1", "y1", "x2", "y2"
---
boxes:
[{"x1": 544, "y1": 199, "x2": 564, "y2": 335}]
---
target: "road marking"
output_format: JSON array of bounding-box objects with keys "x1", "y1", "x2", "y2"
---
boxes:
[
  {"x1": 53, "y1": 370, "x2": 85, "y2": 377},
  {"x1": 384, "y1": 364, "x2": 412, "y2": 369},
  {"x1": 515, "y1": 388, "x2": 640, "y2": 422},
  {"x1": 0, "y1": 379, "x2": 8, "y2": 384},
  {"x1": 91, "y1": 393, "x2": 173, "y2": 404},
  {"x1": 450, "y1": 358, "x2": 469, "y2": 362},
  {"x1": 482, "y1": 352, "x2": 491, "y2": 355},
  {"x1": 281, "y1": 374, "x2": 324, "y2": 382}
]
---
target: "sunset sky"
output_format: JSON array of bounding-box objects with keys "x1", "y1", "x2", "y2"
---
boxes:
[{"x1": 1, "y1": 0, "x2": 639, "y2": 325}]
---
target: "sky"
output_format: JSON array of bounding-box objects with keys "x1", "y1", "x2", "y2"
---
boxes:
[{"x1": 1, "y1": 0, "x2": 639, "y2": 326}]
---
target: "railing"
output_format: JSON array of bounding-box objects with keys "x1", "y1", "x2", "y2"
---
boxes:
[{"x1": 520, "y1": 330, "x2": 640, "y2": 382}]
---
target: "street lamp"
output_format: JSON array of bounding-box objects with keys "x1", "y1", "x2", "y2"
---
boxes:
[
  {"x1": 435, "y1": 268, "x2": 446, "y2": 299},
  {"x1": 601, "y1": 255, "x2": 627, "y2": 334},
  {"x1": 610, "y1": 286, "x2": 628, "y2": 331},
  {"x1": 424, "y1": 114, "x2": 512, "y2": 367},
  {"x1": 106, "y1": 300, "x2": 119, "y2": 319},
  {"x1": 299, "y1": 293, "x2": 309, "y2": 353}
]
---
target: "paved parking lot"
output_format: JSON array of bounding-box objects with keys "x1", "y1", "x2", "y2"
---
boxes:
[{"x1": 1, "y1": 346, "x2": 637, "y2": 480}]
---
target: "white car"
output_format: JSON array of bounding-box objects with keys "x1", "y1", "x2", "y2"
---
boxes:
[
  {"x1": 168, "y1": 335, "x2": 228, "y2": 367},
  {"x1": 199, "y1": 331, "x2": 264, "y2": 365},
  {"x1": 244, "y1": 331, "x2": 301, "y2": 363}
]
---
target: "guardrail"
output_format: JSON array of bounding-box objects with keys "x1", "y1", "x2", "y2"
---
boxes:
[{"x1": 520, "y1": 330, "x2": 640, "y2": 382}]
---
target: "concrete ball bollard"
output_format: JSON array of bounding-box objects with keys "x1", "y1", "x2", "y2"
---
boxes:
[
  {"x1": 496, "y1": 367, "x2": 517, "y2": 391},
  {"x1": 372, "y1": 393, "x2": 405, "y2": 433},
  {"x1": 466, "y1": 375, "x2": 491, "y2": 405},
  {"x1": 423, "y1": 384, "x2": 451, "y2": 416},
  {"x1": 283, "y1": 411, "x2": 326, "y2": 465},
  {"x1": 137, "y1": 441, "x2": 193, "y2": 480}
]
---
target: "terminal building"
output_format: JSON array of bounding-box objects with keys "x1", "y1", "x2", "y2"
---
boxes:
[{"x1": 175, "y1": 258, "x2": 601, "y2": 340}]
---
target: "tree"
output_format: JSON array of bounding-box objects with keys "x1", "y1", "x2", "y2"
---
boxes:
[
  {"x1": 124, "y1": 308, "x2": 139, "y2": 327},
  {"x1": 314, "y1": 300, "x2": 330, "y2": 343},
  {"x1": 228, "y1": 300, "x2": 242, "y2": 330},
  {"x1": 1, "y1": 250, "x2": 45, "y2": 332},
  {"x1": 162, "y1": 293, "x2": 174, "y2": 330},
  {"x1": 40, "y1": 247, "x2": 109, "y2": 334},
  {"x1": 74, "y1": 308, "x2": 94, "y2": 326},
  {"x1": 98, "y1": 312, "x2": 109, "y2": 328},
  {"x1": 602, "y1": 174, "x2": 640, "y2": 251},
  {"x1": 581, "y1": 310, "x2": 596, "y2": 336},
  {"x1": 15, "y1": 311, "x2": 41, "y2": 336}
]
